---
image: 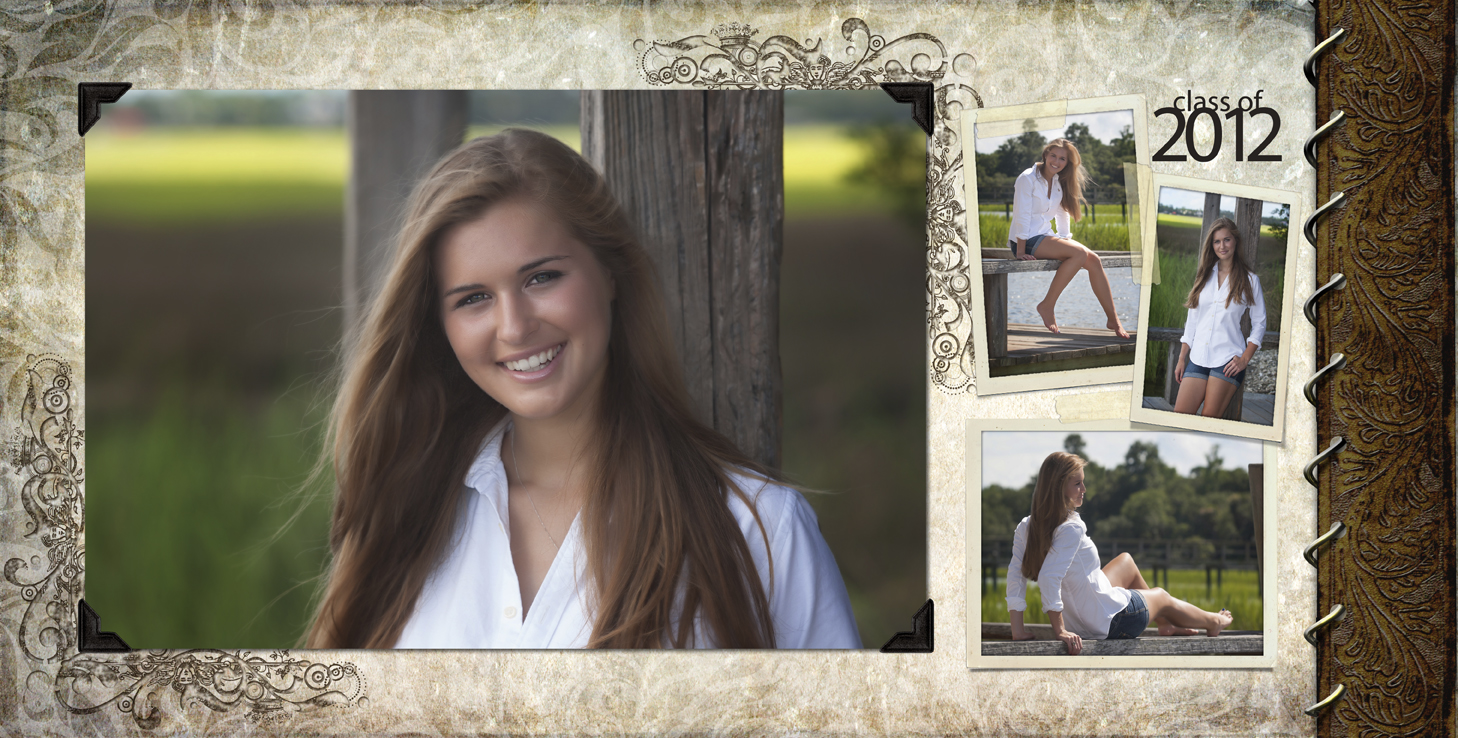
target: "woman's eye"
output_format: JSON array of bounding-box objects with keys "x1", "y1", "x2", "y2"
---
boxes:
[
  {"x1": 527, "y1": 270, "x2": 562, "y2": 286},
  {"x1": 455, "y1": 292, "x2": 488, "y2": 308}
]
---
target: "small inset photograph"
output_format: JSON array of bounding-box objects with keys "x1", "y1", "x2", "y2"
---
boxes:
[
  {"x1": 1130, "y1": 176, "x2": 1300, "y2": 443},
  {"x1": 966, "y1": 421, "x2": 1275, "y2": 667},
  {"x1": 962, "y1": 95, "x2": 1150, "y2": 395}
]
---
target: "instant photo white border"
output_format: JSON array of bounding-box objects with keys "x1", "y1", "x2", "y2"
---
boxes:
[
  {"x1": 961, "y1": 94, "x2": 1152, "y2": 396},
  {"x1": 964, "y1": 417, "x2": 1278, "y2": 669},
  {"x1": 1127, "y1": 175, "x2": 1302, "y2": 443}
]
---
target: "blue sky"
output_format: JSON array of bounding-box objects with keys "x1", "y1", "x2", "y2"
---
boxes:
[
  {"x1": 1159, "y1": 186, "x2": 1288, "y2": 219},
  {"x1": 980, "y1": 430, "x2": 1263, "y2": 489}
]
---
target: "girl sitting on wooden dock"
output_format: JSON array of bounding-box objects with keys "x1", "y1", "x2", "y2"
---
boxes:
[
  {"x1": 1172, "y1": 216, "x2": 1267, "y2": 417},
  {"x1": 1008, "y1": 138, "x2": 1129, "y2": 339},
  {"x1": 1006, "y1": 451, "x2": 1233, "y2": 655}
]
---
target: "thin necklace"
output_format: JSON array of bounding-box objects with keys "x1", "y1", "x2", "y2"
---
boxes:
[{"x1": 509, "y1": 431, "x2": 560, "y2": 551}]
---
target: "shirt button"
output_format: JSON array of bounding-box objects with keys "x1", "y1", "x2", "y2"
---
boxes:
[{"x1": 504, "y1": 606, "x2": 517, "y2": 620}]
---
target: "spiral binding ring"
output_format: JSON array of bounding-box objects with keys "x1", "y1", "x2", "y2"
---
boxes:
[
  {"x1": 1305, "y1": 683, "x2": 1347, "y2": 717},
  {"x1": 1304, "y1": 604, "x2": 1346, "y2": 645},
  {"x1": 1303, "y1": 191, "x2": 1347, "y2": 246},
  {"x1": 1303, "y1": 436, "x2": 1346, "y2": 488},
  {"x1": 1303, "y1": 27, "x2": 1347, "y2": 85},
  {"x1": 1303, "y1": 521, "x2": 1348, "y2": 567},
  {"x1": 1304, "y1": 110, "x2": 1346, "y2": 167},
  {"x1": 1304, "y1": 353, "x2": 1347, "y2": 406},
  {"x1": 1304, "y1": 273, "x2": 1347, "y2": 326}
]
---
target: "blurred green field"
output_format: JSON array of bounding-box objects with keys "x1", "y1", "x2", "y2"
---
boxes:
[
  {"x1": 980, "y1": 567, "x2": 1264, "y2": 633},
  {"x1": 86, "y1": 391, "x2": 333, "y2": 647},
  {"x1": 86, "y1": 125, "x2": 888, "y2": 225}
]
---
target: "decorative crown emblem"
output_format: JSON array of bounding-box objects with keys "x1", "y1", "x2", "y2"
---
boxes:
[{"x1": 712, "y1": 22, "x2": 758, "y2": 44}]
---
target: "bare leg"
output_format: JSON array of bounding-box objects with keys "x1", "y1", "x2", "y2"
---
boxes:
[
  {"x1": 1079, "y1": 250, "x2": 1129, "y2": 338},
  {"x1": 1137, "y1": 588, "x2": 1234, "y2": 636},
  {"x1": 1200, "y1": 377, "x2": 1240, "y2": 418},
  {"x1": 1029, "y1": 238, "x2": 1088, "y2": 334},
  {"x1": 1102, "y1": 553, "x2": 1196, "y2": 636},
  {"x1": 1173, "y1": 376, "x2": 1209, "y2": 415}
]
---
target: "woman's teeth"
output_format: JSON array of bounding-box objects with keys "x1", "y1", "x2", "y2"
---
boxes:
[{"x1": 504, "y1": 345, "x2": 562, "y2": 372}]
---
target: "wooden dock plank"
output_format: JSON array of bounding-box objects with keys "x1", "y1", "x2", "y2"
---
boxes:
[
  {"x1": 1141, "y1": 394, "x2": 1275, "y2": 426},
  {"x1": 990, "y1": 324, "x2": 1137, "y2": 367},
  {"x1": 982, "y1": 622, "x2": 1262, "y2": 641},
  {"x1": 981, "y1": 634, "x2": 1263, "y2": 656}
]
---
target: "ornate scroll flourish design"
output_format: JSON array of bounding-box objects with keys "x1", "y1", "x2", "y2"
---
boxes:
[
  {"x1": 54, "y1": 650, "x2": 366, "y2": 729},
  {"x1": 1316, "y1": 0, "x2": 1455, "y2": 734},
  {"x1": 4, "y1": 355, "x2": 83, "y2": 666},
  {"x1": 636, "y1": 19, "x2": 982, "y2": 393}
]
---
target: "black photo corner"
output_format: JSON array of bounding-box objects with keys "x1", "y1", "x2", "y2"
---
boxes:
[
  {"x1": 880, "y1": 599, "x2": 933, "y2": 653},
  {"x1": 78, "y1": 599, "x2": 132, "y2": 653},
  {"x1": 78, "y1": 82, "x2": 132, "y2": 136}
]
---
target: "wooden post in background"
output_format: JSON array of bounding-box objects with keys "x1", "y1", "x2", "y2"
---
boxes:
[
  {"x1": 344, "y1": 91, "x2": 468, "y2": 346},
  {"x1": 582, "y1": 90, "x2": 784, "y2": 470},
  {"x1": 1248, "y1": 462, "x2": 1262, "y2": 597}
]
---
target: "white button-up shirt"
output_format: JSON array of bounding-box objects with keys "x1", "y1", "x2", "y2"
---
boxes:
[
  {"x1": 1179, "y1": 266, "x2": 1267, "y2": 368},
  {"x1": 394, "y1": 423, "x2": 862, "y2": 649},
  {"x1": 1005, "y1": 514, "x2": 1130, "y2": 640},
  {"x1": 1010, "y1": 165, "x2": 1073, "y2": 242}
]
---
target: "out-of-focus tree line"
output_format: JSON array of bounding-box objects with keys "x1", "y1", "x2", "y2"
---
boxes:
[
  {"x1": 982, "y1": 434, "x2": 1256, "y2": 544},
  {"x1": 975, "y1": 122, "x2": 1137, "y2": 205}
]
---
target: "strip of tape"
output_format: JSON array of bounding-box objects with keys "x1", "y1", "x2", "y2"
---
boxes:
[
  {"x1": 973, "y1": 99, "x2": 1069, "y2": 140},
  {"x1": 1054, "y1": 390, "x2": 1133, "y2": 422},
  {"x1": 1124, "y1": 161, "x2": 1155, "y2": 286}
]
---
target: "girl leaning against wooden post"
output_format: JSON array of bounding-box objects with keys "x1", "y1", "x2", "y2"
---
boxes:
[
  {"x1": 1008, "y1": 138, "x2": 1129, "y2": 339},
  {"x1": 305, "y1": 128, "x2": 859, "y2": 650},
  {"x1": 1171, "y1": 216, "x2": 1267, "y2": 418},
  {"x1": 1006, "y1": 452, "x2": 1232, "y2": 655}
]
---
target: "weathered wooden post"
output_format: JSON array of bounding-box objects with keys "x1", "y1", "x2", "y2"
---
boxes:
[
  {"x1": 344, "y1": 91, "x2": 468, "y2": 347},
  {"x1": 581, "y1": 90, "x2": 784, "y2": 470}
]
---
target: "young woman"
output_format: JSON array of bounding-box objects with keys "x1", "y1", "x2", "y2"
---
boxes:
[
  {"x1": 1172, "y1": 217, "x2": 1267, "y2": 418},
  {"x1": 306, "y1": 129, "x2": 859, "y2": 649},
  {"x1": 1008, "y1": 138, "x2": 1129, "y2": 338},
  {"x1": 1006, "y1": 452, "x2": 1233, "y2": 655}
]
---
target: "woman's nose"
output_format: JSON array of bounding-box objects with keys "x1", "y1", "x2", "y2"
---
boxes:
[{"x1": 496, "y1": 294, "x2": 538, "y2": 343}]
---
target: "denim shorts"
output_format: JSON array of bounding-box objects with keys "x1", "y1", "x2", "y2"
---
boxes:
[
  {"x1": 1008, "y1": 233, "x2": 1048, "y2": 258},
  {"x1": 1183, "y1": 360, "x2": 1246, "y2": 387},
  {"x1": 1105, "y1": 589, "x2": 1150, "y2": 640}
]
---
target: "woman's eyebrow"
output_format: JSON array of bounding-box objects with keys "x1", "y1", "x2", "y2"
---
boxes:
[{"x1": 517, "y1": 255, "x2": 568, "y2": 274}]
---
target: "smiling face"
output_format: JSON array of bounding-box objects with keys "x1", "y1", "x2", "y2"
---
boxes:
[
  {"x1": 1063, "y1": 468, "x2": 1087, "y2": 509},
  {"x1": 435, "y1": 197, "x2": 615, "y2": 424},
  {"x1": 1210, "y1": 226, "x2": 1237, "y2": 265},
  {"x1": 1042, "y1": 145, "x2": 1069, "y2": 177}
]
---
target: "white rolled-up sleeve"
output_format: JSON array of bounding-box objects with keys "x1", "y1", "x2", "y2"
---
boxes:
[
  {"x1": 1054, "y1": 206, "x2": 1071, "y2": 239},
  {"x1": 1180, "y1": 304, "x2": 1198, "y2": 348},
  {"x1": 1005, "y1": 518, "x2": 1030, "y2": 612},
  {"x1": 1010, "y1": 171, "x2": 1036, "y2": 242},
  {"x1": 1036, "y1": 524, "x2": 1082, "y2": 613},
  {"x1": 1246, "y1": 273, "x2": 1267, "y2": 349}
]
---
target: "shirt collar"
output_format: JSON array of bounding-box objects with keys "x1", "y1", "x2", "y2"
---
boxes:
[{"x1": 464, "y1": 417, "x2": 511, "y2": 497}]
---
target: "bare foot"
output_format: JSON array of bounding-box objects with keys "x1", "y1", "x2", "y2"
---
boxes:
[
  {"x1": 1107, "y1": 317, "x2": 1130, "y2": 339},
  {"x1": 1156, "y1": 619, "x2": 1199, "y2": 637},
  {"x1": 1036, "y1": 301, "x2": 1060, "y2": 333},
  {"x1": 1207, "y1": 609, "x2": 1233, "y2": 637}
]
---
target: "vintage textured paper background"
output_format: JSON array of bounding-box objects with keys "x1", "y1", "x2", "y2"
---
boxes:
[{"x1": 0, "y1": 1, "x2": 1321, "y2": 735}]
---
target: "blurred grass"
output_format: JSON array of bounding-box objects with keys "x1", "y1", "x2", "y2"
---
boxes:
[
  {"x1": 86, "y1": 124, "x2": 888, "y2": 226},
  {"x1": 980, "y1": 567, "x2": 1263, "y2": 633},
  {"x1": 86, "y1": 389, "x2": 333, "y2": 647}
]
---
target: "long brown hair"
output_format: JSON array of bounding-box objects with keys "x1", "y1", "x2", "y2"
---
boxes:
[
  {"x1": 1020, "y1": 451, "x2": 1087, "y2": 580},
  {"x1": 1035, "y1": 138, "x2": 1090, "y2": 221},
  {"x1": 306, "y1": 128, "x2": 776, "y2": 649},
  {"x1": 1184, "y1": 216, "x2": 1255, "y2": 309}
]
